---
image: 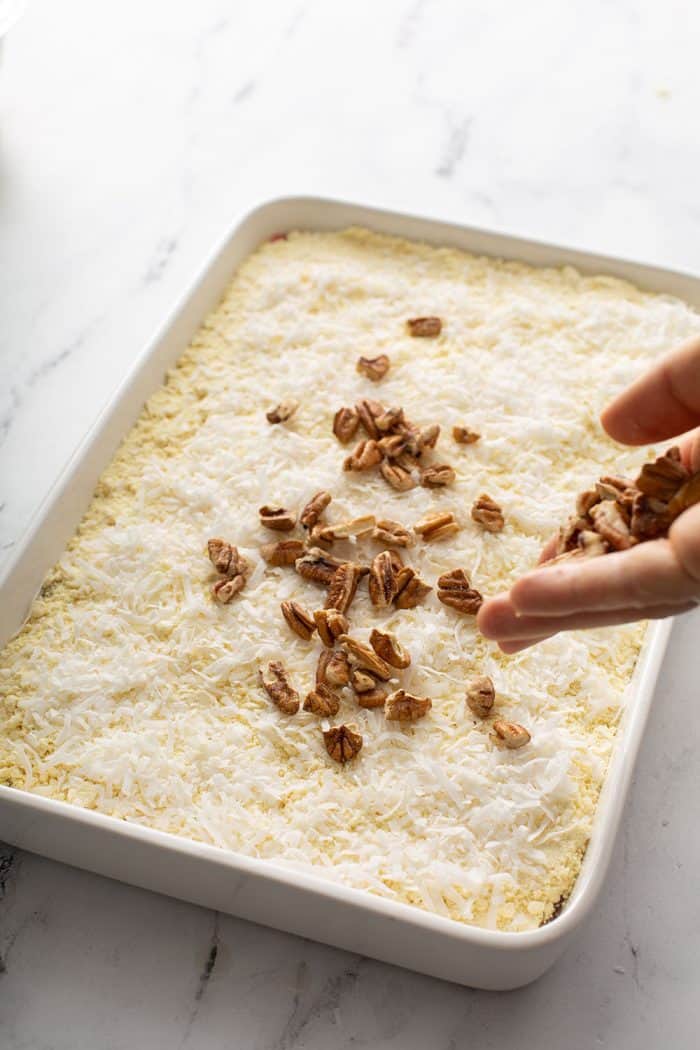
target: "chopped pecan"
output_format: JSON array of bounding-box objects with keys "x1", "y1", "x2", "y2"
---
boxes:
[
  {"x1": 344, "y1": 439, "x2": 383, "y2": 471},
  {"x1": 325, "y1": 562, "x2": 363, "y2": 613},
  {"x1": 303, "y1": 684, "x2": 341, "y2": 716},
  {"x1": 351, "y1": 669, "x2": 377, "y2": 693},
  {"x1": 316, "y1": 648, "x2": 351, "y2": 687},
  {"x1": 295, "y1": 547, "x2": 345, "y2": 584},
  {"x1": 369, "y1": 629, "x2": 410, "y2": 669},
  {"x1": 452, "y1": 425, "x2": 480, "y2": 445},
  {"x1": 266, "y1": 399, "x2": 299, "y2": 424},
  {"x1": 589, "y1": 500, "x2": 632, "y2": 550},
  {"x1": 420, "y1": 464, "x2": 456, "y2": 488},
  {"x1": 338, "y1": 635, "x2": 392, "y2": 680},
  {"x1": 387, "y1": 548, "x2": 405, "y2": 573},
  {"x1": 355, "y1": 399, "x2": 384, "y2": 439},
  {"x1": 212, "y1": 575, "x2": 246, "y2": 603},
  {"x1": 356, "y1": 685, "x2": 388, "y2": 709},
  {"x1": 315, "y1": 515, "x2": 376, "y2": 543},
  {"x1": 471, "y1": 494, "x2": 504, "y2": 532},
  {"x1": 465, "y1": 675, "x2": 495, "y2": 718},
  {"x1": 667, "y1": 470, "x2": 700, "y2": 519},
  {"x1": 596, "y1": 476, "x2": 630, "y2": 501},
  {"x1": 576, "y1": 489, "x2": 600, "y2": 517},
  {"x1": 407, "y1": 316, "x2": 442, "y2": 338},
  {"x1": 635, "y1": 446, "x2": 688, "y2": 502},
  {"x1": 323, "y1": 724, "x2": 363, "y2": 763},
  {"x1": 259, "y1": 662, "x2": 299, "y2": 714},
  {"x1": 207, "y1": 539, "x2": 247, "y2": 577},
  {"x1": 413, "y1": 510, "x2": 459, "y2": 542},
  {"x1": 493, "y1": 720, "x2": 530, "y2": 749},
  {"x1": 378, "y1": 433, "x2": 411, "y2": 459},
  {"x1": 375, "y1": 407, "x2": 405, "y2": 432},
  {"x1": 372, "y1": 518, "x2": 414, "y2": 548},
  {"x1": 314, "y1": 608, "x2": 349, "y2": 647},
  {"x1": 416, "y1": 424, "x2": 440, "y2": 453},
  {"x1": 393, "y1": 567, "x2": 432, "y2": 609},
  {"x1": 555, "y1": 514, "x2": 589, "y2": 555},
  {"x1": 300, "y1": 490, "x2": 332, "y2": 529},
  {"x1": 379, "y1": 461, "x2": 417, "y2": 491},
  {"x1": 259, "y1": 505, "x2": 297, "y2": 531},
  {"x1": 333, "y1": 407, "x2": 360, "y2": 444},
  {"x1": 261, "y1": 539, "x2": 306, "y2": 567},
  {"x1": 437, "y1": 568, "x2": 483, "y2": 614},
  {"x1": 280, "y1": 600, "x2": 316, "y2": 641},
  {"x1": 385, "y1": 690, "x2": 432, "y2": 721},
  {"x1": 368, "y1": 551, "x2": 399, "y2": 608},
  {"x1": 357, "y1": 354, "x2": 390, "y2": 381},
  {"x1": 577, "y1": 530, "x2": 609, "y2": 556}
]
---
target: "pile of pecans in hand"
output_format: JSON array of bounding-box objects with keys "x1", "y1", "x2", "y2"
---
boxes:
[{"x1": 552, "y1": 446, "x2": 700, "y2": 563}]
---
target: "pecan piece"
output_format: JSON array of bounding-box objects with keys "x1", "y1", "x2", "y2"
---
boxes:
[
  {"x1": 420, "y1": 464, "x2": 456, "y2": 488},
  {"x1": 344, "y1": 439, "x2": 383, "y2": 471},
  {"x1": 356, "y1": 684, "x2": 388, "y2": 709},
  {"x1": 300, "y1": 490, "x2": 332, "y2": 529},
  {"x1": 380, "y1": 461, "x2": 416, "y2": 491},
  {"x1": 356, "y1": 354, "x2": 390, "y2": 381},
  {"x1": 303, "y1": 683, "x2": 341, "y2": 717},
  {"x1": 452, "y1": 425, "x2": 480, "y2": 445},
  {"x1": 295, "y1": 547, "x2": 346, "y2": 584},
  {"x1": 314, "y1": 608, "x2": 349, "y2": 647},
  {"x1": 555, "y1": 514, "x2": 589, "y2": 555},
  {"x1": 207, "y1": 539, "x2": 247, "y2": 577},
  {"x1": 393, "y1": 567, "x2": 432, "y2": 609},
  {"x1": 325, "y1": 562, "x2": 363, "y2": 613},
  {"x1": 437, "y1": 568, "x2": 483, "y2": 614},
  {"x1": 416, "y1": 424, "x2": 440, "y2": 453},
  {"x1": 261, "y1": 539, "x2": 306, "y2": 567},
  {"x1": 259, "y1": 662, "x2": 299, "y2": 714},
  {"x1": 576, "y1": 489, "x2": 600, "y2": 517},
  {"x1": 368, "y1": 551, "x2": 399, "y2": 608},
  {"x1": 465, "y1": 675, "x2": 495, "y2": 718},
  {"x1": 407, "y1": 316, "x2": 442, "y2": 338},
  {"x1": 667, "y1": 470, "x2": 700, "y2": 519},
  {"x1": 315, "y1": 515, "x2": 375, "y2": 543},
  {"x1": 493, "y1": 720, "x2": 530, "y2": 749},
  {"x1": 212, "y1": 575, "x2": 246, "y2": 603},
  {"x1": 577, "y1": 529, "x2": 609, "y2": 556},
  {"x1": 351, "y1": 669, "x2": 377, "y2": 693},
  {"x1": 280, "y1": 600, "x2": 316, "y2": 641},
  {"x1": 338, "y1": 635, "x2": 392, "y2": 680},
  {"x1": 635, "y1": 446, "x2": 688, "y2": 502},
  {"x1": 333, "y1": 407, "x2": 360, "y2": 444},
  {"x1": 471, "y1": 494, "x2": 504, "y2": 532},
  {"x1": 355, "y1": 398, "x2": 384, "y2": 439},
  {"x1": 385, "y1": 690, "x2": 432, "y2": 721},
  {"x1": 369, "y1": 629, "x2": 410, "y2": 669},
  {"x1": 323, "y1": 724, "x2": 363, "y2": 763},
  {"x1": 413, "y1": 510, "x2": 459, "y2": 542},
  {"x1": 378, "y1": 433, "x2": 411, "y2": 459},
  {"x1": 318, "y1": 649, "x2": 351, "y2": 687},
  {"x1": 589, "y1": 500, "x2": 632, "y2": 551},
  {"x1": 372, "y1": 518, "x2": 414, "y2": 548},
  {"x1": 266, "y1": 398, "x2": 299, "y2": 424},
  {"x1": 375, "y1": 407, "x2": 405, "y2": 432},
  {"x1": 259, "y1": 505, "x2": 297, "y2": 531}
]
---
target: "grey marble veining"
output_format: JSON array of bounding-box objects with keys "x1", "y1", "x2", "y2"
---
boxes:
[{"x1": 1, "y1": 0, "x2": 699, "y2": 1046}]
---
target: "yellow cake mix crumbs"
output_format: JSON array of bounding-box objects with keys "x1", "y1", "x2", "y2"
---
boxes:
[{"x1": 1, "y1": 227, "x2": 699, "y2": 931}]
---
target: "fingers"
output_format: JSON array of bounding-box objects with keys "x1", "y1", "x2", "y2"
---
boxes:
[
  {"x1": 506, "y1": 539, "x2": 700, "y2": 617},
  {"x1": 601, "y1": 335, "x2": 700, "y2": 445},
  {"x1": 668, "y1": 501, "x2": 700, "y2": 581},
  {"x1": 537, "y1": 534, "x2": 559, "y2": 564},
  {"x1": 478, "y1": 590, "x2": 696, "y2": 644}
]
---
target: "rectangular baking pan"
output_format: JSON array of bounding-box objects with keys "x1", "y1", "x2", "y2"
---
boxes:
[{"x1": 0, "y1": 197, "x2": 693, "y2": 989}]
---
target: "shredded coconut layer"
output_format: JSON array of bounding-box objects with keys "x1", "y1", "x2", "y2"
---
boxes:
[{"x1": 1, "y1": 228, "x2": 698, "y2": 931}]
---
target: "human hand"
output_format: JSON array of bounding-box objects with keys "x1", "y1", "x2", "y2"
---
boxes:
[{"x1": 477, "y1": 335, "x2": 700, "y2": 652}]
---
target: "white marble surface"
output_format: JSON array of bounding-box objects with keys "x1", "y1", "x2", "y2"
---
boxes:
[{"x1": 1, "y1": 0, "x2": 699, "y2": 1046}]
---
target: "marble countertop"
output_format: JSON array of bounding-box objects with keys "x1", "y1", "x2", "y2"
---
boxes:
[{"x1": 1, "y1": 1, "x2": 699, "y2": 1046}]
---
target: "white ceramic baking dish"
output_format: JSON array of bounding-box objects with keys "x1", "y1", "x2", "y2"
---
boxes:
[{"x1": 1, "y1": 197, "x2": 695, "y2": 989}]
